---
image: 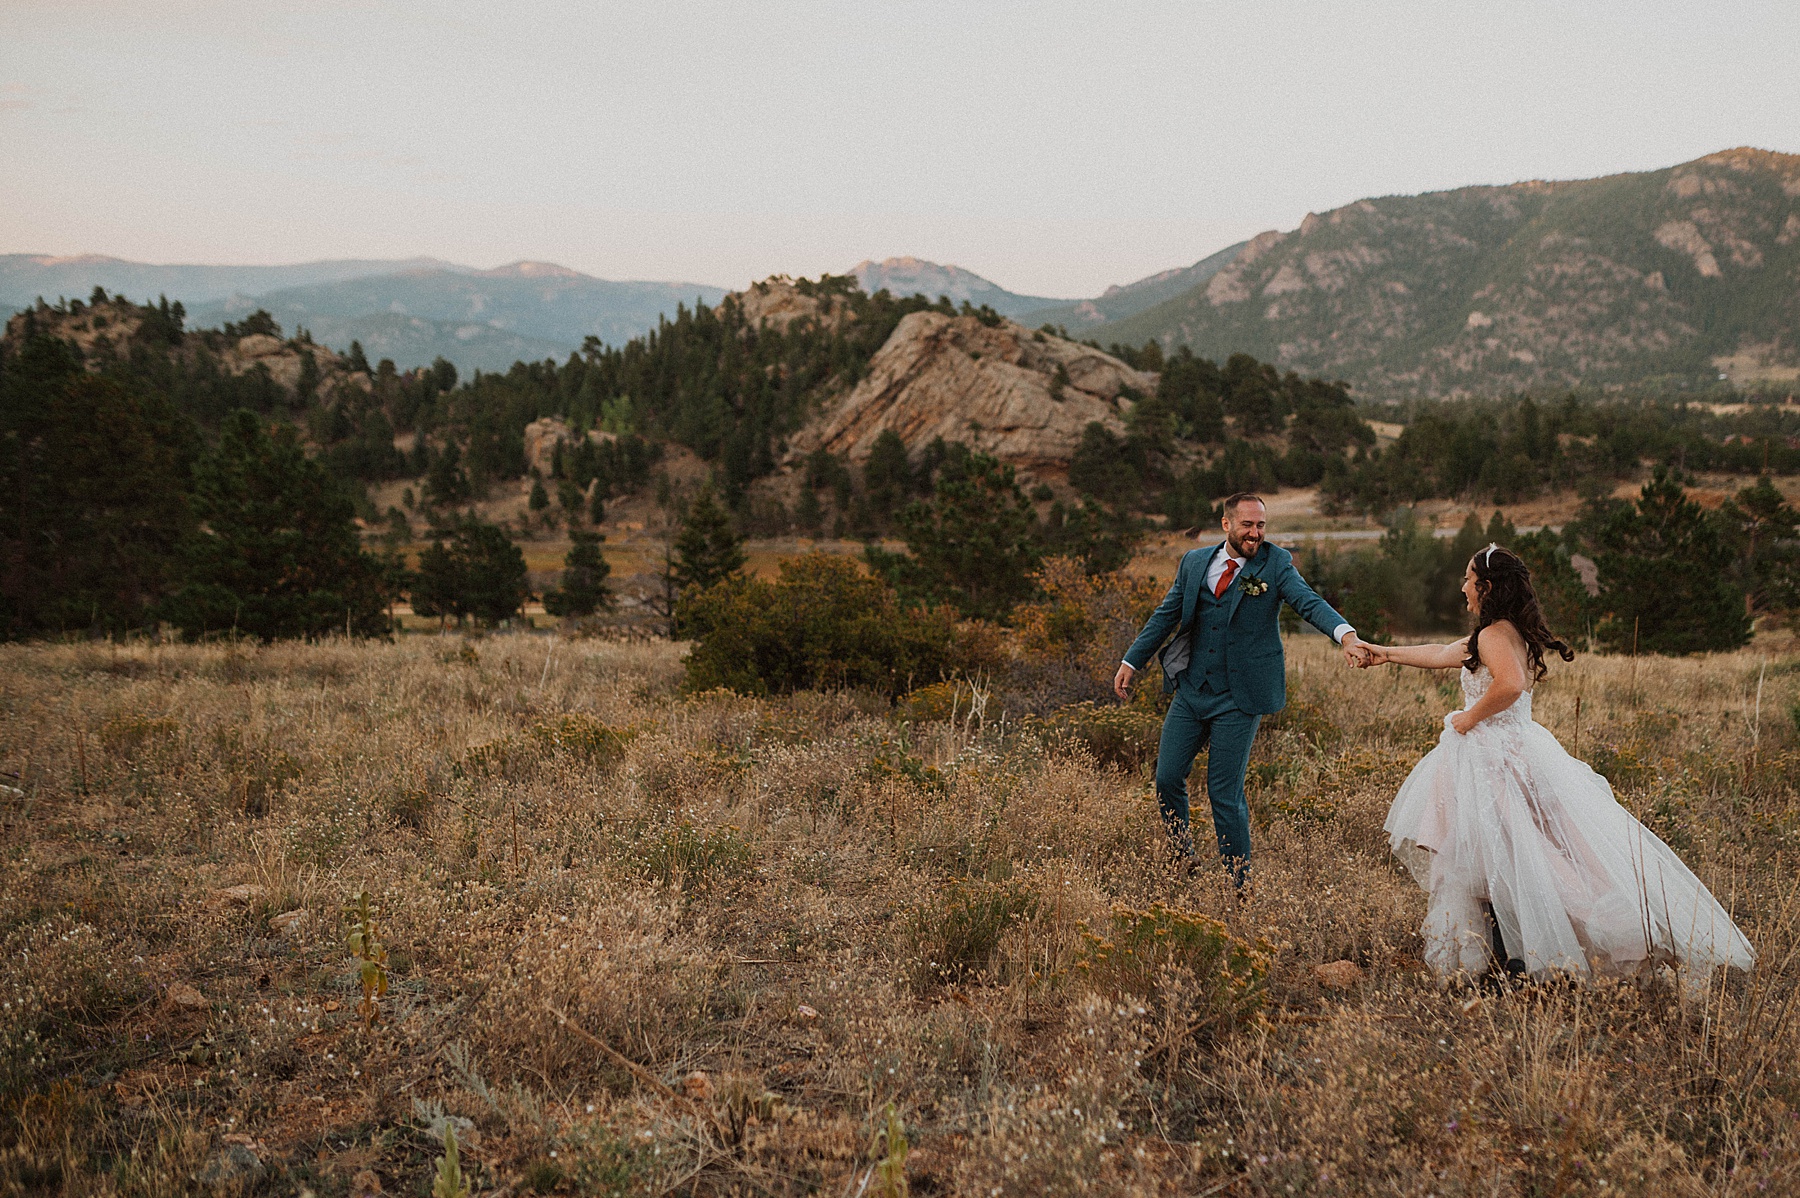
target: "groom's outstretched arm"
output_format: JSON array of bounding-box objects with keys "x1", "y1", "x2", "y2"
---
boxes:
[{"x1": 1276, "y1": 559, "x2": 1366, "y2": 662}]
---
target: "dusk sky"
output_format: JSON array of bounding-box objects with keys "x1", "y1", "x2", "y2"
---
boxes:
[{"x1": 5, "y1": 0, "x2": 1798, "y2": 297}]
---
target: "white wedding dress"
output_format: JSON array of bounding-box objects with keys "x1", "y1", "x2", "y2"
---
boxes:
[{"x1": 1384, "y1": 664, "x2": 1754, "y2": 983}]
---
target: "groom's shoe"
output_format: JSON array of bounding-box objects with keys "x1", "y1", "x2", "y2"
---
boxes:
[{"x1": 1173, "y1": 852, "x2": 1201, "y2": 880}]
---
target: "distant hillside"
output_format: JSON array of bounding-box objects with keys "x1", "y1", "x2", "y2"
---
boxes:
[
  {"x1": 0, "y1": 253, "x2": 461, "y2": 309},
  {"x1": 1095, "y1": 148, "x2": 1800, "y2": 397},
  {"x1": 849, "y1": 257, "x2": 1062, "y2": 318},
  {"x1": 183, "y1": 262, "x2": 727, "y2": 374},
  {"x1": 3, "y1": 255, "x2": 729, "y2": 375},
  {"x1": 1020, "y1": 241, "x2": 1248, "y2": 333}
]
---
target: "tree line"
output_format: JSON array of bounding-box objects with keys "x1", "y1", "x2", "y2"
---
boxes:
[
  {"x1": 1321, "y1": 394, "x2": 1800, "y2": 514},
  {"x1": 1303, "y1": 469, "x2": 1798, "y2": 654}
]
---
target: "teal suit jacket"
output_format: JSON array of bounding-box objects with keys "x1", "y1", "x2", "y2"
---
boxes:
[{"x1": 1122, "y1": 540, "x2": 1348, "y2": 715}]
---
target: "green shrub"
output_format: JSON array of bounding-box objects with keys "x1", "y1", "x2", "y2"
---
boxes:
[
  {"x1": 1027, "y1": 701, "x2": 1163, "y2": 770},
  {"x1": 643, "y1": 822, "x2": 751, "y2": 892},
  {"x1": 1260, "y1": 696, "x2": 1341, "y2": 749},
  {"x1": 529, "y1": 714, "x2": 632, "y2": 766},
  {"x1": 678, "y1": 554, "x2": 968, "y2": 698},
  {"x1": 1071, "y1": 903, "x2": 1270, "y2": 1035},
  {"x1": 1585, "y1": 742, "x2": 1650, "y2": 790},
  {"x1": 896, "y1": 679, "x2": 982, "y2": 724},
  {"x1": 910, "y1": 878, "x2": 1039, "y2": 989},
  {"x1": 455, "y1": 735, "x2": 527, "y2": 780}
]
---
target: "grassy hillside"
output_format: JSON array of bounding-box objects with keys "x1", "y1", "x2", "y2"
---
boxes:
[
  {"x1": 3, "y1": 632, "x2": 1795, "y2": 1194},
  {"x1": 1021, "y1": 240, "x2": 1248, "y2": 334},
  {"x1": 1098, "y1": 148, "x2": 1800, "y2": 398},
  {"x1": 183, "y1": 265, "x2": 729, "y2": 375}
]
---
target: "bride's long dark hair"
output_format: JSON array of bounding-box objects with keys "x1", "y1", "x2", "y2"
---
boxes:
[{"x1": 1463, "y1": 544, "x2": 1574, "y2": 682}]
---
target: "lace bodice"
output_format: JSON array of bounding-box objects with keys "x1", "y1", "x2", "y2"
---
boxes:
[{"x1": 1461, "y1": 665, "x2": 1532, "y2": 727}]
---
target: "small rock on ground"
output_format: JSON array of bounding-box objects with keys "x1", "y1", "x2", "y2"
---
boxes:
[
  {"x1": 198, "y1": 1143, "x2": 261, "y2": 1185},
  {"x1": 1313, "y1": 960, "x2": 1366, "y2": 991},
  {"x1": 165, "y1": 981, "x2": 207, "y2": 1010}
]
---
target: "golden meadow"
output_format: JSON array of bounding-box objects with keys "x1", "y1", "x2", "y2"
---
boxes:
[{"x1": 1, "y1": 617, "x2": 1796, "y2": 1195}]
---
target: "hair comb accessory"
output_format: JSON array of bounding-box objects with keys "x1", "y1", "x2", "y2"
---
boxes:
[{"x1": 1483, "y1": 542, "x2": 1499, "y2": 566}]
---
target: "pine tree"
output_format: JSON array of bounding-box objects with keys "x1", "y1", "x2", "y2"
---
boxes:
[
  {"x1": 162, "y1": 410, "x2": 387, "y2": 640},
  {"x1": 1584, "y1": 468, "x2": 1749, "y2": 654},
  {"x1": 528, "y1": 476, "x2": 550, "y2": 512},
  {"x1": 296, "y1": 350, "x2": 320, "y2": 405},
  {"x1": 456, "y1": 520, "x2": 530, "y2": 625},
  {"x1": 410, "y1": 540, "x2": 462, "y2": 627},
  {"x1": 0, "y1": 334, "x2": 194, "y2": 637},
  {"x1": 864, "y1": 430, "x2": 911, "y2": 518},
  {"x1": 1722, "y1": 475, "x2": 1800, "y2": 617},
  {"x1": 425, "y1": 442, "x2": 470, "y2": 507},
  {"x1": 408, "y1": 518, "x2": 529, "y2": 626},
  {"x1": 542, "y1": 531, "x2": 613, "y2": 618},
  {"x1": 347, "y1": 340, "x2": 372, "y2": 375},
  {"x1": 671, "y1": 486, "x2": 746, "y2": 597},
  {"x1": 795, "y1": 486, "x2": 823, "y2": 532},
  {"x1": 867, "y1": 451, "x2": 1041, "y2": 620}
]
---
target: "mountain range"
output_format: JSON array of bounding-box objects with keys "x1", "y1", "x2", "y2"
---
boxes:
[
  {"x1": 9, "y1": 147, "x2": 1797, "y2": 392},
  {"x1": 848, "y1": 257, "x2": 1063, "y2": 318},
  {"x1": 0, "y1": 255, "x2": 728, "y2": 375},
  {"x1": 1093, "y1": 148, "x2": 1800, "y2": 397},
  {"x1": 182, "y1": 263, "x2": 727, "y2": 375},
  {"x1": 0, "y1": 253, "x2": 462, "y2": 308}
]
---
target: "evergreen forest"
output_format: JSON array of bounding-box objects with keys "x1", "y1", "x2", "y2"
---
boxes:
[{"x1": 4, "y1": 281, "x2": 1799, "y2": 657}]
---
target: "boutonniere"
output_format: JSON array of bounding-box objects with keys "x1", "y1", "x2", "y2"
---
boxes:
[{"x1": 1238, "y1": 574, "x2": 1269, "y2": 597}]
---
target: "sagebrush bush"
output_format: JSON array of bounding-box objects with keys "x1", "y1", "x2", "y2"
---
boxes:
[
  {"x1": 909, "y1": 877, "x2": 1040, "y2": 989},
  {"x1": 1024, "y1": 700, "x2": 1165, "y2": 771},
  {"x1": 677, "y1": 553, "x2": 978, "y2": 697},
  {"x1": 1071, "y1": 903, "x2": 1272, "y2": 1034}
]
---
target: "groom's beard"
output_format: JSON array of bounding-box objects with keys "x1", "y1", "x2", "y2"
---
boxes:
[{"x1": 1227, "y1": 531, "x2": 1262, "y2": 558}]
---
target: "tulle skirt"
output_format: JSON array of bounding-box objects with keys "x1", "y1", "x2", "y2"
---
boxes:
[{"x1": 1384, "y1": 709, "x2": 1755, "y2": 983}]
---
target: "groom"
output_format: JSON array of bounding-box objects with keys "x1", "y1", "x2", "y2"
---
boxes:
[{"x1": 1114, "y1": 493, "x2": 1367, "y2": 887}]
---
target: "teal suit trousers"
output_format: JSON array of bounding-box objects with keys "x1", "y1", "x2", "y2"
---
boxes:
[{"x1": 1155, "y1": 676, "x2": 1261, "y2": 879}]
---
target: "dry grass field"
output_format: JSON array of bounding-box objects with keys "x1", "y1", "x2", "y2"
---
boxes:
[{"x1": 2, "y1": 631, "x2": 1797, "y2": 1196}]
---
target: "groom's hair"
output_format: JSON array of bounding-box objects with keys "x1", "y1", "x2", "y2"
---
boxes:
[{"x1": 1222, "y1": 492, "x2": 1265, "y2": 516}]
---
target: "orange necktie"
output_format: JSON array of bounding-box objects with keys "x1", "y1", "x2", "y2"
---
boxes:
[{"x1": 1214, "y1": 559, "x2": 1238, "y2": 598}]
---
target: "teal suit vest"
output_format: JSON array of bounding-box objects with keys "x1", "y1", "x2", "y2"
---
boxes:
[{"x1": 1122, "y1": 541, "x2": 1349, "y2": 716}]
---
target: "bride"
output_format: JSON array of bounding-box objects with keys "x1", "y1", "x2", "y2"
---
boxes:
[{"x1": 1363, "y1": 544, "x2": 1754, "y2": 986}]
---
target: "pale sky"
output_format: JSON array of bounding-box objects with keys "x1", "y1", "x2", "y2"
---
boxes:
[{"x1": 4, "y1": 1, "x2": 1798, "y2": 298}]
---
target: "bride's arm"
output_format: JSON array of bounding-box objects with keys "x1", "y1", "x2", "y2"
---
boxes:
[
  {"x1": 1449, "y1": 623, "x2": 1529, "y2": 734},
  {"x1": 1367, "y1": 638, "x2": 1468, "y2": 670}
]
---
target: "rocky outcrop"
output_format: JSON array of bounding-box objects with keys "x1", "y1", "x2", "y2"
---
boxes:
[
  {"x1": 2, "y1": 297, "x2": 372, "y2": 395},
  {"x1": 734, "y1": 277, "x2": 851, "y2": 332},
  {"x1": 2, "y1": 296, "x2": 152, "y2": 361},
  {"x1": 785, "y1": 312, "x2": 1155, "y2": 475},
  {"x1": 521, "y1": 416, "x2": 615, "y2": 478},
  {"x1": 218, "y1": 331, "x2": 370, "y2": 393}
]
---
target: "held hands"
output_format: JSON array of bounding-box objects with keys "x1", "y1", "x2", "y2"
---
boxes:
[{"x1": 1340, "y1": 631, "x2": 1374, "y2": 669}]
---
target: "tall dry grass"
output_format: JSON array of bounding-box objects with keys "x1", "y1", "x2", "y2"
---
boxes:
[{"x1": 0, "y1": 631, "x2": 1795, "y2": 1195}]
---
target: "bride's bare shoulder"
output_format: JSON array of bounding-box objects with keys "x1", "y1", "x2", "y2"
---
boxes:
[
  {"x1": 1474, "y1": 621, "x2": 1530, "y2": 676},
  {"x1": 1480, "y1": 619, "x2": 1527, "y2": 647}
]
